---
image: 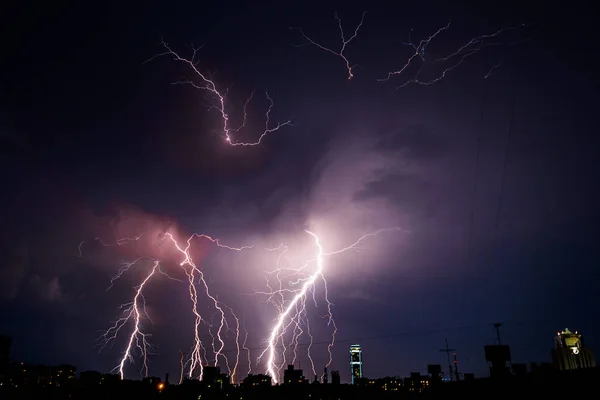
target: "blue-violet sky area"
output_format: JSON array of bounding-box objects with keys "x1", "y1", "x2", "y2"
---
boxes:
[{"x1": 1, "y1": 0, "x2": 598, "y2": 384}]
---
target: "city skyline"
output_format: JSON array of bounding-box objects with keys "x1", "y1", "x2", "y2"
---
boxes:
[
  {"x1": 1, "y1": 0, "x2": 598, "y2": 383},
  {"x1": 2, "y1": 325, "x2": 596, "y2": 384}
]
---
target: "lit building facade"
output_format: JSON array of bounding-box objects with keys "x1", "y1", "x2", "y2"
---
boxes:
[
  {"x1": 552, "y1": 328, "x2": 596, "y2": 371},
  {"x1": 350, "y1": 344, "x2": 363, "y2": 384}
]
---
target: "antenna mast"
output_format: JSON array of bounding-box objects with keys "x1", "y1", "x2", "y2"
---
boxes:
[
  {"x1": 439, "y1": 338, "x2": 456, "y2": 380},
  {"x1": 493, "y1": 323, "x2": 503, "y2": 345}
]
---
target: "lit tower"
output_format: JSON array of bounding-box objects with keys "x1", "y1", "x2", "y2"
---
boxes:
[
  {"x1": 349, "y1": 344, "x2": 363, "y2": 384},
  {"x1": 552, "y1": 328, "x2": 596, "y2": 370}
]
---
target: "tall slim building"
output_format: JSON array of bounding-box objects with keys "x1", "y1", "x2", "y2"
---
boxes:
[
  {"x1": 350, "y1": 344, "x2": 363, "y2": 384},
  {"x1": 552, "y1": 328, "x2": 596, "y2": 370}
]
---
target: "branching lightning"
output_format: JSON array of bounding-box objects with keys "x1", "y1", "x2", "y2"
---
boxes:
[
  {"x1": 93, "y1": 232, "x2": 253, "y2": 382},
  {"x1": 85, "y1": 19, "x2": 423, "y2": 385},
  {"x1": 98, "y1": 259, "x2": 161, "y2": 379},
  {"x1": 292, "y1": 11, "x2": 366, "y2": 80},
  {"x1": 145, "y1": 40, "x2": 292, "y2": 146},
  {"x1": 379, "y1": 22, "x2": 528, "y2": 88},
  {"x1": 256, "y1": 228, "x2": 402, "y2": 384},
  {"x1": 89, "y1": 226, "x2": 402, "y2": 384}
]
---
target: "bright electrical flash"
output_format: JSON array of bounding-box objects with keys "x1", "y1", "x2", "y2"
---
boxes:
[
  {"x1": 379, "y1": 22, "x2": 528, "y2": 88},
  {"x1": 165, "y1": 232, "x2": 250, "y2": 382},
  {"x1": 94, "y1": 232, "x2": 253, "y2": 382},
  {"x1": 145, "y1": 40, "x2": 292, "y2": 146},
  {"x1": 89, "y1": 225, "x2": 402, "y2": 384},
  {"x1": 98, "y1": 259, "x2": 162, "y2": 379},
  {"x1": 257, "y1": 228, "x2": 402, "y2": 384},
  {"x1": 292, "y1": 11, "x2": 366, "y2": 80}
]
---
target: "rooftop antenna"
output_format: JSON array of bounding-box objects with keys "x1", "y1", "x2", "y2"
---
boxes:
[
  {"x1": 439, "y1": 338, "x2": 456, "y2": 380},
  {"x1": 493, "y1": 323, "x2": 503, "y2": 345}
]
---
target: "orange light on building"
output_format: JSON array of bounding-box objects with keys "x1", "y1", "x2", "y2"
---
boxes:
[{"x1": 157, "y1": 382, "x2": 165, "y2": 391}]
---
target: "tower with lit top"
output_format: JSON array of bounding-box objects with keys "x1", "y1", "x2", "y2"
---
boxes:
[
  {"x1": 552, "y1": 328, "x2": 596, "y2": 370},
  {"x1": 350, "y1": 344, "x2": 363, "y2": 384}
]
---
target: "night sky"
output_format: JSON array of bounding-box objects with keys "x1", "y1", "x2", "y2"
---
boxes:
[{"x1": 1, "y1": 0, "x2": 598, "y2": 384}]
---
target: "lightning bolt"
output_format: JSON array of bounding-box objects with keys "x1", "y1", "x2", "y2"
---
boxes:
[
  {"x1": 91, "y1": 231, "x2": 253, "y2": 381},
  {"x1": 87, "y1": 221, "x2": 401, "y2": 383},
  {"x1": 484, "y1": 62, "x2": 501, "y2": 79},
  {"x1": 164, "y1": 232, "x2": 249, "y2": 381},
  {"x1": 78, "y1": 234, "x2": 144, "y2": 258},
  {"x1": 98, "y1": 259, "x2": 161, "y2": 379},
  {"x1": 292, "y1": 11, "x2": 366, "y2": 80},
  {"x1": 379, "y1": 22, "x2": 528, "y2": 88},
  {"x1": 242, "y1": 319, "x2": 252, "y2": 376},
  {"x1": 145, "y1": 39, "x2": 292, "y2": 146},
  {"x1": 179, "y1": 350, "x2": 185, "y2": 384},
  {"x1": 257, "y1": 227, "x2": 402, "y2": 384}
]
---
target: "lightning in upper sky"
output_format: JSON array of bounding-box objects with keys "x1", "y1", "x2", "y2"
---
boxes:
[
  {"x1": 379, "y1": 22, "x2": 529, "y2": 88},
  {"x1": 292, "y1": 11, "x2": 366, "y2": 80},
  {"x1": 145, "y1": 39, "x2": 292, "y2": 146},
  {"x1": 84, "y1": 16, "x2": 416, "y2": 384},
  {"x1": 256, "y1": 228, "x2": 402, "y2": 384}
]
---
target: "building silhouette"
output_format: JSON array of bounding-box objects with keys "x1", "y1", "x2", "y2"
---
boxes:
[
  {"x1": 552, "y1": 328, "x2": 596, "y2": 370},
  {"x1": 350, "y1": 344, "x2": 363, "y2": 384},
  {"x1": 283, "y1": 364, "x2": 305, "y2": 385},
  {"x1": 0, "y1": 335, "x2": 11, "y2": 377},
  {"x1": 484, "y1": 344, "x2": 511, "y2": 378},
  {"x1": 511, "y1": 363, "x2": 527, "y2": 376},
  {"x1": 199, "y1": 366, "x2": 230, "y2": 389},
  {"x1": 241, "y1": 373, "x2": 271, "y2": 388},
  {"x1": 330, "y1": 370, "x2": 340, "y2": 385},
  {"x1": 427, "y1": 364, "x2": 442, "y2": 384}
]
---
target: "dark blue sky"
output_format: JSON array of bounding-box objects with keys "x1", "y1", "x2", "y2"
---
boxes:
[{"x1": 1, "y1": 0, "x2": 598, "y2": 384}]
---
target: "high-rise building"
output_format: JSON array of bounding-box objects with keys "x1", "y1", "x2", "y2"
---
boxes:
[
  {"x1": 350, "y1": 344, "x2": 363, "y2": 384},
  {"x1": 552, "y1": 328, "x2": 596, "y2": 371}
]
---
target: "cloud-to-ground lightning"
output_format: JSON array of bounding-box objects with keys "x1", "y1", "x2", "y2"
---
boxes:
[
  {"x1": 98, "y1": 259, "x2": 161, "y2": 379},
  {"x1": 292, "y1": 12, "x2": 366, "y2": 80},
  {"x1": 256, "y1": 228, "x2": 402, "y2": 384},
  {"x1": 90, "y1": 224, "x2": 402, "y2": 384},
  {"x1": 379, "y1": 23, "x2": 528, "y2": 88},
  {"x1": 145, "y1": 40, "x2": 292, "y2": 146},
  {"x1": 91, "y1": 231, "x2": 253, "y2": 382}
]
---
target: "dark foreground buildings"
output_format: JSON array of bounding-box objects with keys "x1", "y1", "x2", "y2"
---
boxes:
[{"x1": 0, "y1": 328, "x2": 598, "y2": 399}]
